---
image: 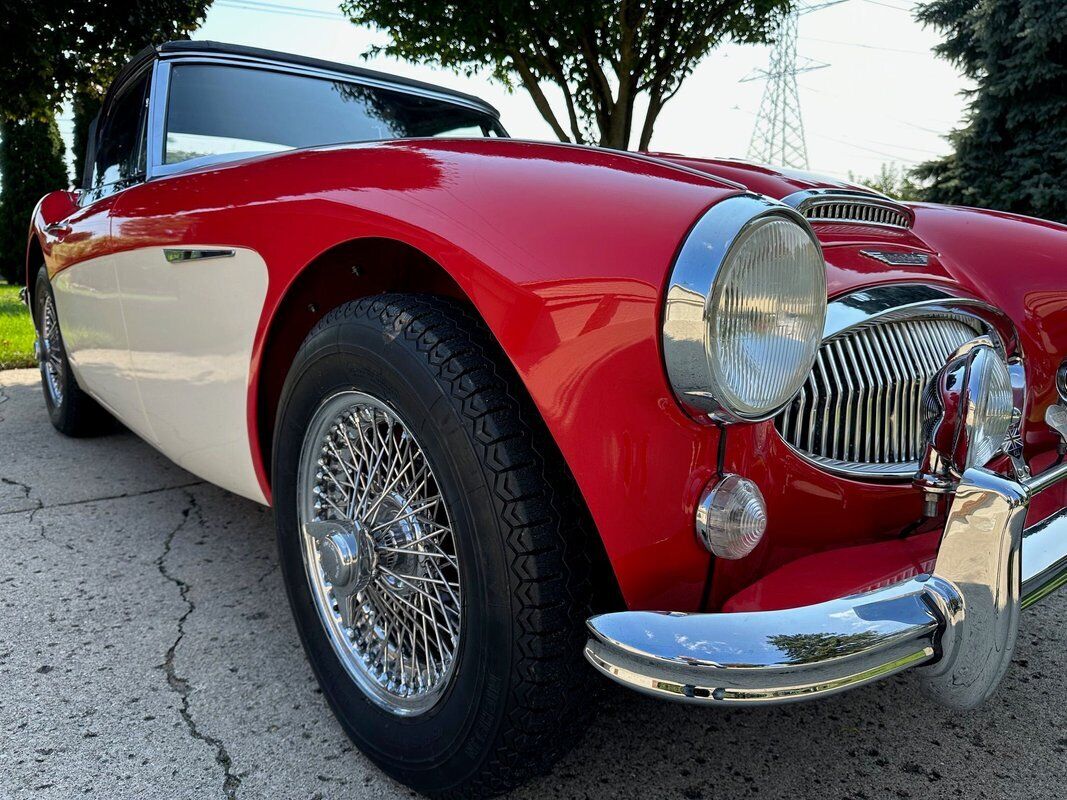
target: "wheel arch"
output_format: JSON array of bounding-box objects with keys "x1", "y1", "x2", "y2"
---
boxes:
[
  {"x1": 25, "y1": 233, "x2": 45, "y2": 318},
  {"x1": 253, "y1": 236, "x2": 470, "y2": 488},
  {"x1": 251, "y1": 236, "x2": 623, "y2": 609}
]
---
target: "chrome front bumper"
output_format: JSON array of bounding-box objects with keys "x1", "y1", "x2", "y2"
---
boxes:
[{"x1": 586, "y1": 462, "x2": 1067, "y2": 710}]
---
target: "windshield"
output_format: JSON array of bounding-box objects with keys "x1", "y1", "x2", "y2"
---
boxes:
[{"x1": 163, "y1": 63, "x2": 504, "y2": 166}]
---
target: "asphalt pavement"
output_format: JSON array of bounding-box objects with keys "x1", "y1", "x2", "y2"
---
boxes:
[{"x1": 1, "y1": 367, "x2": 1065, "y2": 799}]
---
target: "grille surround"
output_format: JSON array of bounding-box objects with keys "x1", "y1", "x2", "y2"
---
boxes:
[
  {"x1": 775, "y1": 313, "x2": 986, "y2": 478},
  {"x1": 800, "y1": 198, "x2": 912, "y2": 229}
]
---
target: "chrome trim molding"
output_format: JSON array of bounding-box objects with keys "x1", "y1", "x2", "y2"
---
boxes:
[
  {"x1": 662, "y1": 193, "x2": 826, "y2": 423},
  {"x1": 782, "y1": 188, "x2": 914, "y2": 230},
  {"x1": 585, "y1": 460, "x2": 1067, "y2": 708},
  {"x1": 148, "y1": 53, "x2": 505, "y2": 181},
  {"x1": 821, "y1": 284, "x2": 1009, "y2": 347},
  {"x1": 162, "y1": 248, "x2": 236, "y2": 263},
  {"x1": 158, "y1": 50, "x2": 497, "y2": 118}
]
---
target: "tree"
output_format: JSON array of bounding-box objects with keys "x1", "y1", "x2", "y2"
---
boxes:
[
  {"x1": 0, "y1": 1, "x2": 212, "y2": 280},
  {"x1": 914, "y1": 0, "x2": 1067, "y2": 223},
  {"x1": 0, "y1": 117, "x2": 68, "y2": 284},
  {"x1": 767, "y1": 631, "x2": 882, "y2": 665},
  {"x1": 342, "y1": 0, "x2": 793, "y2": 150},
  {"x1": 849, "y1": 163, "x2": 924, "y2": 202}
]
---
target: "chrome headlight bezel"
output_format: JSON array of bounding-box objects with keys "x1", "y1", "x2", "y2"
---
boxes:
[{"x1": 662, "y1": 194, "x2": 828, "y2": 423}]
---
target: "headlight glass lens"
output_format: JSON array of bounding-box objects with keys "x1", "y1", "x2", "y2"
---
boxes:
[
  {"x1": 707, "y1": 216, "x2": 826, "y2": 418},
  {"x1": 965, "y1": 347, "x2": 1014, "y2": 469}
]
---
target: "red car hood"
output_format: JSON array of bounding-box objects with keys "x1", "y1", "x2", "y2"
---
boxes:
[
  {"x1": 647, "y1": 153, "x2": 868, "y2": 200},
  {"x1": 651, "y1": 153, "x2": 1067, "y2": 465}
]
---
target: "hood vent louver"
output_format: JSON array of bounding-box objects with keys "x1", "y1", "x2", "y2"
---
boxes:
[{"x1": 783, "y1": 190, "x2": 914, "y2": 230}]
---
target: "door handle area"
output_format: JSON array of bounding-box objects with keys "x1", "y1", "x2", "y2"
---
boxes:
[{"x1": 163, "y1": 248, "x2": 236, "y2": 263}]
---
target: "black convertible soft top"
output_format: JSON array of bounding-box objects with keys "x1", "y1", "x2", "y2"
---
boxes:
[{"x1": 156, "y1": 40, "x2": 501, "y2": 118}]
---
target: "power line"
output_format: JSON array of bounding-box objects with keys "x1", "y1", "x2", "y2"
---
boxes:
[
  {"x1": 799, "y1": 35, "x2": 930, "y2": 56},
  {"x1": 795, "y1": 79, "x2": 959, "y2": 128},
  {"x1": 857, "y1": 0, "x2": 917, "y2": 12},
  {"x1": 215, "y1": 0, "x2": 345, "y2": 20},
  {"x1": 733, "y1": 105, "x2": 926, "y2": 164}
]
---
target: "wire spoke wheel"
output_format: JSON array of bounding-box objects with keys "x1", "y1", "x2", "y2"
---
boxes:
[
  {"x1": 40, "y1": 294, "x2": 65, "y2": 407},
  {"x1": 297, "y1": 390, "x2": 461, "y2": 716}
]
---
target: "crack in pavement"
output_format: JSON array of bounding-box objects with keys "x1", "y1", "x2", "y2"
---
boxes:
[
  {"x1": 255, "y1": 561, "x2": 280, "y2": 584},
  {"x1": 157, "y1": 489, "x2": 242, "y2": 799},
  {"x1": 0, "y1": 475, "x2": 42, "y2": 510},
  {"x1": 0, "y1": 480, "x2": 204, "y2": 518}
]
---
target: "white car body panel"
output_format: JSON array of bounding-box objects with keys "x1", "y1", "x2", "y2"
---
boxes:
[
  {"x1": 51, "y1": 255, "x2": 154, "y2": 441},
  {"x1": 115, "y1": 245, "x2": 269, "y2": 504},
  {"x1": 53, "y1": 246, "x2": 269, "y2": 505}
]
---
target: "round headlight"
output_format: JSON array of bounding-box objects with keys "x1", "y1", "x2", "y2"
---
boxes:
[
  {"x1": 964, "y1": 346, "x2": 1014, "y2": 470},
  {"x1": 663, "y1": 195, "x2": 827, "y2": 422}
]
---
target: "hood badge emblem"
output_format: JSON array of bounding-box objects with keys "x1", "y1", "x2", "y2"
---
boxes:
[{"x1": 860, "y1": 249, "x2": 930, "y2": 267}]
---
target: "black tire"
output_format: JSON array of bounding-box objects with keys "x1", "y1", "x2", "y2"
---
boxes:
[
  {"x1": 272, "y1": 294, "x2": 595, "y2": 797},
  {"x1": 33, "y1": 266, "x2": 111, "y2": 437}
]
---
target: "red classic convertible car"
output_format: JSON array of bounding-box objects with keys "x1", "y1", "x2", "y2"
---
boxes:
[{"x1": 23, "y1": 41, "x2": 1067, "y2": 796}]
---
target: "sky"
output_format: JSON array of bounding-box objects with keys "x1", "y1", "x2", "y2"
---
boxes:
[{"x1": 59, "y1": 0, "x2": 971, "y2": 182}]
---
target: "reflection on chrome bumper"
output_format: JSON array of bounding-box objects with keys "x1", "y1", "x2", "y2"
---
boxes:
[{"x1": 586, "y1": 462, "x2": 1067, "y2": 710}]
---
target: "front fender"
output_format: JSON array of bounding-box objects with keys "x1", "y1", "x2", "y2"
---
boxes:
[{"x1": 110, "y1": 139, "x2": 740, "y2": 610}]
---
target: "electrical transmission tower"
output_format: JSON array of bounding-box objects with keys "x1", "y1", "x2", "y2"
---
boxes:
[{"x1": 744, "y1": 2, "x2": 842, "y2": 169}]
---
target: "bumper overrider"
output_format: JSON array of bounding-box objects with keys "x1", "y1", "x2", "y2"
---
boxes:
[{"x1": 586, "y1": 460, "x2": 1067, "y2": 709}]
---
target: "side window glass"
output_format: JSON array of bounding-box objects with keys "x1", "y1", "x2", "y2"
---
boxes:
[{"x1": 90, "y1": 69, "x2": 150, "y2": 195}]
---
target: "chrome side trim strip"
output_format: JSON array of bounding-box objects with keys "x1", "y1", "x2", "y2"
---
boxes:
[{"x1": 162, "y1": 248, "x2": 236, "y2": 263}]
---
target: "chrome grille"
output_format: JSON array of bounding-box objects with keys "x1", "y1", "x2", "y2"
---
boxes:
[
  {"x1": 775, "y1": 316, "x2": 982, "y2": 475},
  {"x1": 800, "y1": 198, "x2": 912, "y2": 229}
]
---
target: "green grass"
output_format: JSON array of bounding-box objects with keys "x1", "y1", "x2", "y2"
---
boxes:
[{"x1": 0, "y1": 283, "x2": 36, "y2": 370}]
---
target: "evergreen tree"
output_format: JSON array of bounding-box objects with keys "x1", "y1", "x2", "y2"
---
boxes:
[
  {"x1": 915, "y1": 0, "x2": 1067, "y2": 222},
  {"x1": 0, "y1": 116, "x2": 67, "y2": 284}
]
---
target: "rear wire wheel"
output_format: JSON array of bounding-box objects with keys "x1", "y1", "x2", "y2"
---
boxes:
[
  {"x1": 33, "y1": 266, "x2": 111, "y2": 437},
  {"x1": 273, "y1": 294, "x2": 597, "y2": 797}
]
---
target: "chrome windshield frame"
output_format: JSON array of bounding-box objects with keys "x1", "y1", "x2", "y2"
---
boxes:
[{"x1": 146, "y1": 52, "x2": 508, "y2": 181}]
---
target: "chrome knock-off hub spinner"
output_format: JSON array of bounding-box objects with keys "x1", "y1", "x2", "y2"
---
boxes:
[{"x1": 304, "y1": 520, "x2": 378, "y2": 628}]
